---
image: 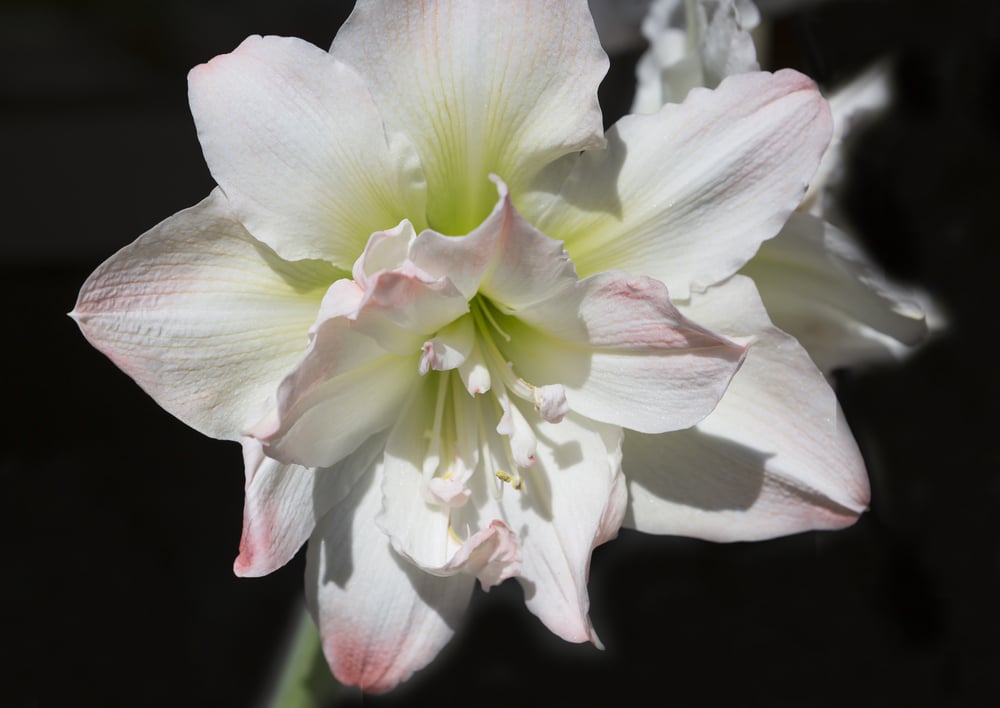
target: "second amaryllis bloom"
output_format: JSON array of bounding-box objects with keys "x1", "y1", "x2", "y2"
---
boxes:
[{"x1": 72, "y1": 0, "x2": 865, "y2": 693}]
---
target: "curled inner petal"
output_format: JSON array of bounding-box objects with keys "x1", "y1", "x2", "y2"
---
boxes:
[{"x1": 444, "y1": 520, "x2": 521, "y2": 590}]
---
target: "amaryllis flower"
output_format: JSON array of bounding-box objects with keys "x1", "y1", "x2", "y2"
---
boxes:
[
  {"x1": 72, "y1": 0, "x2": 863, "y2": 694},
  {"x1": 631, "y1": 0, "x2": 939, "y2": 372}
]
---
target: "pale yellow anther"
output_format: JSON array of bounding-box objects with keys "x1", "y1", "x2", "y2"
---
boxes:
[
  {"x1": 448, "y1": 522, "x2": 463, "y2": 545},
  {"x1": 495, "y1": 469, "x2": 524, "y2": 491}
]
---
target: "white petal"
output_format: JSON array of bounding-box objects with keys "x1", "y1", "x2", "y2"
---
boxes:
[
  {"x1": 306, "y1": 463, "x2": 473, "y2": 694},
  {"x1": 742, "y1": 212, "x2": 929, "y2": 372},
  {"x1": 234, "y1": 433, "x2": 383, "y2": 577},
  {"x1": 188, "y1": 35, "x2": 427, "y2": 267},
  {"x1": 331, "y1": 0, "x2": 608, "y2": 234},
  {"x1": 532, "y1": 69, "x2": 832, "y2": 299},
  {"x1": 351, "y1": 220, "x2": 418, "y2": 287},
  {"x1": 71, "y1": 190, "x2": 336, "y2": 441},
  {"x1": 698, "y1": 0, "x2": 760, "y2": 87},
  {"x1": 502, "y1": 272, "x2": 747, "y2": 433},
  {"x1": 624, "y1": 275, "x2": 870, "y2": 540}
]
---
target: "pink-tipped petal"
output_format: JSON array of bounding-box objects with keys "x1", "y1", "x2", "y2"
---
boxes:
[
  {"x1": 71, "y1": 189, "x2": 336, "y2": 441},
  {"x1": 503, "y1": 272, "x2": 748, "y2": 434},
  {"x1": 624, "y1": 275, "x2": 870, "y2": 540},
  {"x1": 306, "y1": 464, "x2": 473, "y2": 694},
  {"x1": 234, "y1": 434, "x2": 382, "y2": 577}
]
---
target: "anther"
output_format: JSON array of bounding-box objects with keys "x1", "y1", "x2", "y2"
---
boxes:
[{"x1": 495, "y1": 469, "x2": 524, "y2": 491}]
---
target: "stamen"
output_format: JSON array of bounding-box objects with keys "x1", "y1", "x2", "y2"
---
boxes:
[
  {"x1": 475, "y1": 298, "x2": 512, "y2": 343},
  {"x1": 495, "y1": 469, "x2": 524, "y2": 491},
  {"x1": 423, "y1": 373, "x2": 450, "y2": 483},
  {"x1": 471, "y1": 298, "x2": 569, "y2": 422}
]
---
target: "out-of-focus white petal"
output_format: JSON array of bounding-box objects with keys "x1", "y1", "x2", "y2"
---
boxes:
[
  {"x1": 331, "y1": 0, "x2": 608, "y2": 234},
  {"x1": 501, "y1": 272, "x2": 747, "y2": 434},
  {"x1": 188, "y1": 35, "x2": 427, "y2": 268},
  {"x1": 71, "y1": 190, "x2": 336, "y2": 441},
  {"x1": 625, "y1": 275, "x2": 870, "y2": 540},
  {"x1": 235, "y1": 434, "x2": 383, "y2": 577},
  {"x1": 742, "y1": 212, "x2": 929, "y2": 372},
  {"x1": 532, "y1": 69, "x2": 832, "y2": 299},
  {"x1": 802, "y1": 60, "x2": 892, "y2": 217},
  {"x1": 633, "y1": 0, "x2": 760, "y2": 113},
  {"x1": 306, "y1": 464, "x2": 473, "y2": 695}
]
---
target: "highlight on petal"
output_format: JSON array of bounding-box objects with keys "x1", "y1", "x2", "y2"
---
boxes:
[
  {"x1": 742, "y1": 212, "x2": 930, "y2": 372},
  {"x1": 531, "y1": 69, "x2": 833, "y2": 299},
  {"x1": 71, "y1": 189, "x2": 338, "y2": 441},
  {"x1": 624, "y1": 275, "x2": 870, "y2": 541},
  {"x1": 331, "y1": 0, "x2": 609, "y2": 234},
  {"x1": 306, "y1": 463, "x2": 473, "y2": 694},
  {"x1": 501, "y1": 272, "x2": 748, "y2": 434},
  {"x1": 252, "y1": 316, "x2": 413, "y2": 469},
  {"x1": 189, "y1": 34, "x2": 427, "y2": 268}
]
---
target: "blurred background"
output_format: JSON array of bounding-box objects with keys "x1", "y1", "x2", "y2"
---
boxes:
[{"x1": 4, "y1": 0, "x2": 998, "y2": 705}]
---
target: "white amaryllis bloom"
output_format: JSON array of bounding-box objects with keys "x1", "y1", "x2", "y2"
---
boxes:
[
  {"x1": 632, "y1": 0, "x2": 938, "y2": 371},
  {"x1": 72, "y1": 0, "x2": 865, "y2": 694}
]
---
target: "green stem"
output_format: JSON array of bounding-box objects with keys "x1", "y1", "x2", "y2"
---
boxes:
[{"x1": 263, "y1": 603, "x2": 342, "y2": 708}]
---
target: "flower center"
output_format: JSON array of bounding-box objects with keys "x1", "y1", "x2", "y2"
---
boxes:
[{"x1": 418, "y1": 295, "x2": 568, "y2": 507}]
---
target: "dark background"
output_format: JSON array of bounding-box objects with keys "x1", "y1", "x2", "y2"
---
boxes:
[{"x1": 5, "y1": 0, "x2": 998, "y2": 706}]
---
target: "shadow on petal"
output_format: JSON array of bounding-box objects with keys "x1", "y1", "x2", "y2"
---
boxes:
[
  {"x1": 392, "y1": 549, "x2": 468, "y2": 632},
  {"x1": 318, "y1": 466, "x2": 374, "y2": 589},
  {"x1": 528, "y1": 129, "x2": 627, "y2": 219},
  {"x1": 248, "y1": 236, "x2": 346, "y2": 293},
  {"x1": 624, "y1": 427, "x2": 771, "y2": 513}
]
